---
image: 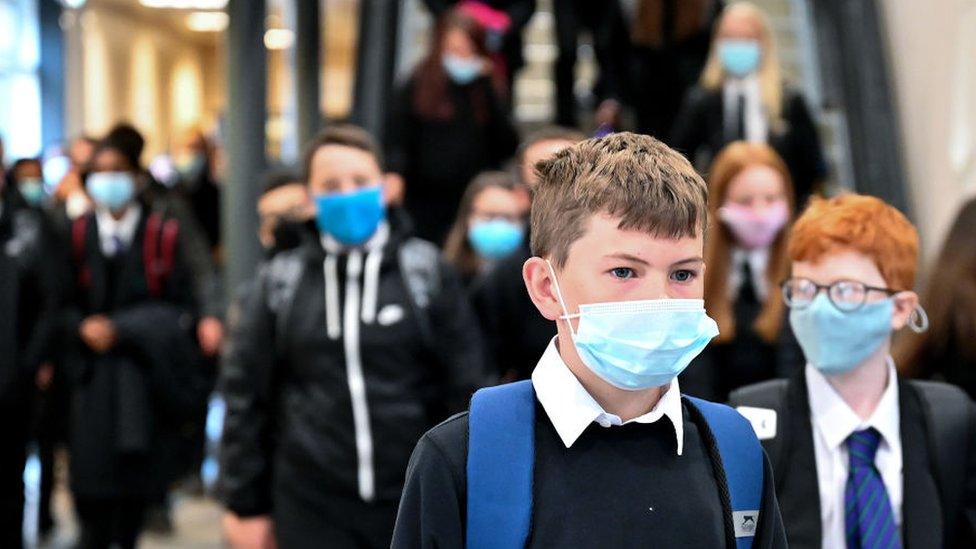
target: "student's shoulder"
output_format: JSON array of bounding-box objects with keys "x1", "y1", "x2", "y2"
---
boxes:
[
  {"x1": 415, "y1": 412, "x2": 470, "y2": 478},
  {"x1": 908, "y1": 378, "x2": 975, "y2": 419},
  {"x1": 728, "y1": 378, "x2": 791, "y2": 410}
]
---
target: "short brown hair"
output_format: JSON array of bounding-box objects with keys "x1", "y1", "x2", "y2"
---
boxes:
[
  {"x1": 302, "y1": 124, "x2": 383, "y2": 181},
  {"x1": 531, "y1": 132, "x2": 708, "y2": 267},
  {"x1": 789, "y1": 194, "x2": 919, "y2": 290}
]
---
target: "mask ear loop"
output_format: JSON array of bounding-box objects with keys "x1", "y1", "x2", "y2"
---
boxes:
[
  {"x1": 908, "y1": 304, "x2": 929, "y2": 334},
  {"x1": 545, "y1": 259, "x2": 579, "y2": 337}
]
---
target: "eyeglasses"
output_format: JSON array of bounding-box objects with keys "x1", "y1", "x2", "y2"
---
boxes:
[{"x1": 780, "y1": 277, "x2": 899, "y2": 312}]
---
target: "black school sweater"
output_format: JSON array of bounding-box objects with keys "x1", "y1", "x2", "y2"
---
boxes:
[{"x1": 392, "y1": 400, "x2": 787, "y2": 548}]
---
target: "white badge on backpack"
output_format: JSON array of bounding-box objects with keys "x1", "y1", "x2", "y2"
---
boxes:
[{"x1": 736, "y1": 406, "x2": 777, "y2": 440}]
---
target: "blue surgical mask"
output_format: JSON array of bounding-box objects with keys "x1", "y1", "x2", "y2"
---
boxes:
[
  {"x1": 548, "y1": 261, "x2": 720, "y2": 391},
  {"x1": 18, "y1": 178, "x2": 45, "y2": 206},
  {"x1": 719, "y1": 39, "x2": 762, "y2": 77},
  {"x1": 87, "y1": 171, "x2": 136, "y2": 212},
  {"x1": 314, "y1": 185, "x2": 385, "y2": 246},
  {"x1": 442, "y1": 54, "x2": 483, "y2": 85},
  {"x1": 468, "y1": 219, "x2": 524, "y2": 260},
  {"x1": 789, "y1": 294, "x2": 893, "y2": 375}
]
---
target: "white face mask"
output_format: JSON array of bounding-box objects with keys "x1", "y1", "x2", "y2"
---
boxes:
[{"x1": 547, "y1": 260, "x2": 720, "y2": 390}]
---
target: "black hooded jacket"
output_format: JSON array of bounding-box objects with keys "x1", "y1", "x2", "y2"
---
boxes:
[{"x1": 220, "y1": 212, "x2": 487, "y2": 515}]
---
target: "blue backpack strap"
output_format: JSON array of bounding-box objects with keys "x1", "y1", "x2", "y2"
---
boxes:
[
  {"x1": 685, "y1": 396, "x2": 764, "y2": 549},
  {"x1": 466, "y1": 380, "x2": 535, "y2": 549}
]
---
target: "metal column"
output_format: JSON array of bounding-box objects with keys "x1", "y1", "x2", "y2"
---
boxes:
[
  {"x1": 223, "y1": 0, "x2": 268, "y2": 295},
  {"x1": 294, "y1": 0, "x2": 322, "y2": 150},
  {"x1": 352, "y1": 0, "x2": 401, "y2": 138}
]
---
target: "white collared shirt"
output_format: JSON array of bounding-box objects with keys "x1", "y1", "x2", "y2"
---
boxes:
[
  {"x1": 531, "y1": 339, "x2": 685, "y2": 455},
  {"x1": 729, "y1": 247, "x2": 770, "y2": 300},
  {"x1": 723, "y1": 75, "x2": 768, "y2": 143},
  {"x1": 95, "y1": 204, "x2": 142, "y2": 257},
  {"x1": 806, "y1": 360, "x2": 903, "y2": 549}
]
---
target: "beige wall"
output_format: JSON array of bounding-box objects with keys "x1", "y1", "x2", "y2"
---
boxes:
[
  {"x1": 882, "y1": 0, "x2": 976, "y2": 263},
  {"x1": 64, "y1": 6, "x2": 222, "y2": 160}
]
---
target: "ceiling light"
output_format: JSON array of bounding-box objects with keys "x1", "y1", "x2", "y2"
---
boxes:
[
  {"x1": 141, "y1": 0, "x2": 228, "y2": 9},
  {"x1": 263, "y1": 28, "x2": 294, "y2": 50},
  {"x1": 186, "y1": 11, "x2": 228, "y2": 32},
  {"x1": 59, "y1": 0, "x2": 87, "y2": 8}
]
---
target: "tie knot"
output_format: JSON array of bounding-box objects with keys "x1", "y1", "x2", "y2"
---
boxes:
[{"x1": 847, "y1": 428, "x2": 882, "y2": 466}]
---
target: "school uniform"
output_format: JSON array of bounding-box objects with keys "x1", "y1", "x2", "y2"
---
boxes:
[
  {"x1": 670, "y1": 82, "x2": 827, "y2": 206},
  {"x1": 61, "y1": 203, "x2": 201, "y2": 549},
  {"x1": 730, "y1": 363, "x2": 976, "y2": 548},
  {"x1": 392, "y1": 339, "x2": 788, "y2": 547}
]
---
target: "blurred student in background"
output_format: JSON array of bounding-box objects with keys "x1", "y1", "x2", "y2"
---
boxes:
[
  {"x1": 173, "y1": 129, "x2": 222, "y2": 254},
  {"x1": 256, "y1": 170, "x2": 315, "y2": 257},
  {"x1": 896, "y1": 197, "x2": 976, "y2": 399},
  {"x1": 221, "y1": 126, "x2": 485, "y2": 548},
  {"x1": 684, "y1": 141, "x2": 800, "y2": 400},
  {"x1": 63, "y1": 139, "x2": 202, "y2": 548},
  {"x1": 386, "y1": 7, "x2": 518, "y2": 245},
  {"x1": 7, "y1": 158, "x2": 46, "y2": 208},
  {"x1": 471, "y1": 127, "x2": 584, "y2": 381},
  {"x1": 671, "y1": 1, "x2": 826, "y2": 206},
  {"x1": 444, "y1": 171, "x2": 528, "y2": 286}
]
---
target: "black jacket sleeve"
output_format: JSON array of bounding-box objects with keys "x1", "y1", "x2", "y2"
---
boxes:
[
  {"x1": 392, "y1": 416, "x2": 468, "y2": 548},
  {"x1": 958, "y1": 397, "x2": 976, "y2": 545},
  {"x1": 757, "y1": 450, "x2": 788, "y2": 548},
  {"x1": 218, "y1": 276, "x2": 279, "y2": 516},
  {"x1": 670, "y1": 86, "x2": 711, "y2": 160},
  {"x1": 428, "y1": 262, "x2": 490, "y2": 414}
]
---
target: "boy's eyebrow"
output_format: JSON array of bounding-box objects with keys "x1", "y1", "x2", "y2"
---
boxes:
[
  {"x1": 604, "y1": 253, "x2": 650, "y2": 266},
  {"x1": 670, "y1": 257, "x2": 704, "y2": 268}
]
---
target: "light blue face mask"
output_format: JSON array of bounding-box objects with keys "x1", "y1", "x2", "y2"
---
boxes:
[
  {"x1": 18, "y1": 178, "x2": 45, "y2": 206},
  {"x1": 314, "y1": 185, "x2": 386, "y2": 246},
  {"x1": 789, "y1": 294, "x2": 894, "y2": 376},
  {"x1": 87, "y1": 171, "x2": 136, "y2": 212},
  {"x1": 468, "y1": 219, "x2": 524, "y2": 260},
  {"x1": 548, "y1": 261, "x2": 720, "y2": 391},
  {"x1": 719, "y1": 39, "x2": 762, "y2": 77},
  {"x1": 442, "y1": 54, "x2": 483, "y2": 85}
]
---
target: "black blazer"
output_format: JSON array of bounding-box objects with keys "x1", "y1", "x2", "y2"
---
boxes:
[
  {"x1": 729, "y1": 370, "x2": 976, "y2": 548},
  {"x1": 670, "y1": 84, "x2": 827, "y2": 206}
]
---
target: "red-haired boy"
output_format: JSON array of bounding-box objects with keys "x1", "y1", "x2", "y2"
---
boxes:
[{"x1": 732, "y1": 194, "x2": 976, "y2": 548}]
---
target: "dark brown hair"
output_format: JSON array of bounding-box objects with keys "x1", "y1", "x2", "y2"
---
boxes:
[
  {"x1": 411, "y1": 8, "x2": 502, "y2": 123},
  {"x1": 895, "y1": 198, "x2": 976, "y2": 376},
  {"x1": 703, "y1": 142, "x2": 794, "y2": 344},
  {"x1": 531, "y1": 132, "x2": 707, "y2": 268},
  {"x1": 302, "y1": 124, "x2": 383, "y2": 181},
  {"x1": 443, "y1": 171, "x2": 523, "y2": 278}
]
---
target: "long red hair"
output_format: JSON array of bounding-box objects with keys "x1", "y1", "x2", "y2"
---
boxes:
[
  {"x1": 704, "y1": 142, "x2": 795, "y2": 344},
  {"x1": 412, "y1": 8, "x2": 504, "y2": 123}
]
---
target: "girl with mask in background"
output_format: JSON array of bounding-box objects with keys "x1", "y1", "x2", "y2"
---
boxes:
[
  {"x1": 671, "y1": 1, "x2": 827, "y2": 207},
  {"x1": 385, "y1": 7, "x2": 519, "y2": 246},
  {"x1": 8, "y1": 158, "x2": 47, "y2": 208},
  {"x1": 443, "y1": 171, "x2": 529, "y2": 286},
  {"x1": 683, "y1": 141, "x2": 802, "y2": 401}
]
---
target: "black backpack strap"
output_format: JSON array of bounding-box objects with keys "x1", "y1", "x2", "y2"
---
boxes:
[
  {"x1": 911, "y1": 380, "x2": 972, "y2": 528},
  {"x1": 397, "y1": 238, "x2": 441, "y2": 348},
  {"x1": 729, "y1": 379, "x2": 790, "y2": 489}
]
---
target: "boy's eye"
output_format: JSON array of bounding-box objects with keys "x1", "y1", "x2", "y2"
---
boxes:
[
  {"x1": 610, "y1": 267, "x2": 635, "y2": 280},
  {"x1": 671, "y1": 269, "x2": 697, "y2": 283}
]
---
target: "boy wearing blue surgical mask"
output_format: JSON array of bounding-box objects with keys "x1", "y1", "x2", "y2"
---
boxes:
[
  {"x1": 62, "y1": 141, "x2": 201, "y2": 548},
  {"x1": 393, "y1": 132, "x2": 787, "y2": 547},
  {"x1": 220, "y1": 125, "x2": 486, "y2": 549},
  {"x1": 731, "y1": 195, "x2": 976, "y2": 548}
]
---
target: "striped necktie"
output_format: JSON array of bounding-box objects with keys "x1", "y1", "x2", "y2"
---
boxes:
[{"x1": 845, "y1": 428, "x2": 901, "y2": 549}]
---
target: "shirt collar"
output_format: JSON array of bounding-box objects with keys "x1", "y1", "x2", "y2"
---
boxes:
[
  {"x1": 806, "y1": 358, "x2": 901, "y2": 452},
  {"x1": 531, "y1": 338, "x2": 685, "y2": 455},
  {"x1": 95, "y1": 203, "x2": 142, "y2": 243}
]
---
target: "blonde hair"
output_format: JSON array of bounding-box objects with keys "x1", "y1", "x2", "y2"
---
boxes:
[
  {"x1": 531, "y1": 132, "x2": 707, "y2": 268},
  {"x1": 700, "y1": 1, "x2": 783, "y2": 122}
]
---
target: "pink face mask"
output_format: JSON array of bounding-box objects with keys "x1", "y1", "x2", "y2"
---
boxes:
[{"x1": 718, "y1": 201, "x2": 789, "y2": 249}]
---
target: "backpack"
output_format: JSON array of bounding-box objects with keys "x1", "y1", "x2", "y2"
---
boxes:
[
  {"x1": 265, "y1": 237, "x2": 441, "y2": 347},
  {"x1": 72, "y1": 212, "x2": 180, "y2": 299},
  {"x1": 466, "y1": 380, "x2": 764, "y2": 549}
]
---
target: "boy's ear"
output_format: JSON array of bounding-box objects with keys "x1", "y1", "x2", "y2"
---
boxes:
[
  {"x1": 891, "y1": 290, "x2": 919, "y2": 331},
  {"x1": 523, "y1": 257, "x2": 563, "y2": 321},
  {"x1": 382, "y1": 172, "x2": 405, "y2": 206}
]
